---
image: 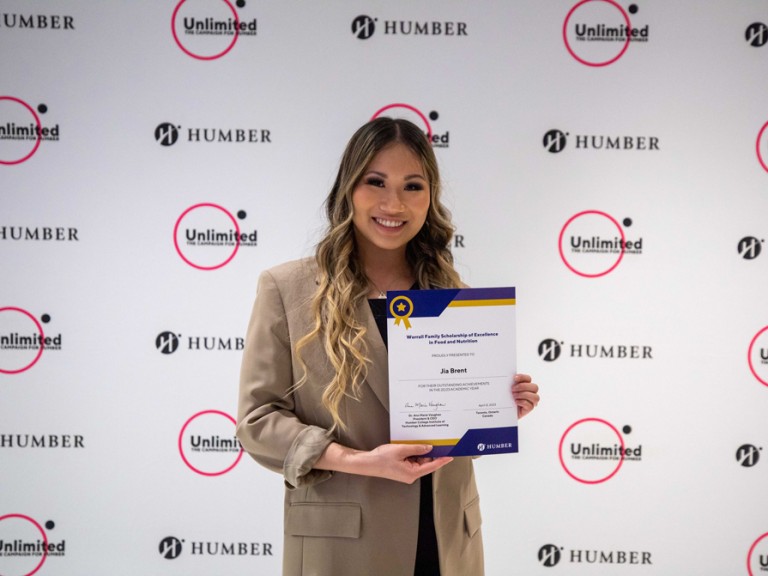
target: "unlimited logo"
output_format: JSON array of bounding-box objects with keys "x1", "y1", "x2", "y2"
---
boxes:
[
  {"x1": 0, "y1": 97, "x2": 60, "y2": 165},
  {"x1": 558, "y1": 418, "x2": 643, "y2": 484},
  {"x1": 173, "y1": 203, "x2": 258, "y2": 270},
  {"x1": 0, "y1": 515, "x2": 66, "y2": 576},
  {"x1": 177, "y1": 410, "x2": 243, "y2": 476},
  {"x1": 747, "y1": 531, "x2": 768, "y2": 575},
  {"x1": 0, "y1": 308, "x2": 60, "y2": 374},
  {"x1": 747, "y1": 326, "x2": 768, "y2": 387},
  {"x1": 171, "y1": 0, "x2": 257, "y2": 60},
  {"x1": 558, "y1": 211, "x2": 643, "y2": 278},
  {"x1": 370, "y1": 103, "x2": 451, "y2": 148},
  {"x1": 563, "y1": 1, "x2": 649, "y2": 67}
]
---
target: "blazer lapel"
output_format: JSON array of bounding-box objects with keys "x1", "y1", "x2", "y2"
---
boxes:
[{"x1": 358, "y1": 299, "x2": 390, "y2": 413}]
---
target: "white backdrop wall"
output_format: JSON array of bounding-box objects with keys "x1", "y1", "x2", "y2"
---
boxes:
[{"x1": 1, "y1": 1, "x2": 767, "y2": 575}]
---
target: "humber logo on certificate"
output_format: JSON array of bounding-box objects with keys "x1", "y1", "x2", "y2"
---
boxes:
[{"x1": 386, "y1": 287, "x2": 518, "y2": 457}]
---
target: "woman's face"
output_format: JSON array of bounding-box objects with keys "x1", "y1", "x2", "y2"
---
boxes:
[{"x1": 351, "y1": 142, "x2": 430, "y2": 260}]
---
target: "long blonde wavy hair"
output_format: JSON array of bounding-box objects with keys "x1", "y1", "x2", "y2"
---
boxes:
[{"x1": 295, "y1": 117, "x2": 461, "y2": 431}]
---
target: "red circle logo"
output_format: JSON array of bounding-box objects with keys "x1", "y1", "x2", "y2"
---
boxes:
[
  {"x1": 558, "y1": 417, "x2": 625, "y2": 484},
  {"x1": 173, "y1": 203, "x2": 241, "y2": 270},
  {"x1": 747, "y1": 325, "x2": 768, "y2": 387},
  {"x1": 0, "y1": 97, "x2": 43, "y2": 165},
  {"x1": 747, "y1": 531, "x2": 768, "y2": 576},
  {"x1": 562, "y1": 0, "x2": 632, "y2": 67},
  {"x1": 756, "y1": 121, "x2": 768, "y2": 174},
  {"x1": 178, "y1": 409, "x2": 244, "y2": 476},
  {"x1": 171, "y1": 0, "x2": 240, "y2": 60},
  {"x1": 558, "y1": 210, "x2": 626, "y2": 277},
  {"x1": 371, "y1": 103, "x2": 433, "y2": 140},
  {"x1": 0, "y1": 307, "x2": 45, "y2": 375},
  {"x1": 0, "y1": 514, "x2": 49, "y2": 576}
]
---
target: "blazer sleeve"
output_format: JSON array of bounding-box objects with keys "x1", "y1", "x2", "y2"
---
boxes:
[{"x1": 236, "y1": 268, "x2": 334, "y2": 489}]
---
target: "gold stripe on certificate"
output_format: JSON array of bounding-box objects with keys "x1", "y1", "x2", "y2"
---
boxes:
[
  {"x1": 392, "y1": 438, "x2": 461, "y2": 446},
  {"x1": 447, "y1": 299, "x2": 516, "y2": 307}
]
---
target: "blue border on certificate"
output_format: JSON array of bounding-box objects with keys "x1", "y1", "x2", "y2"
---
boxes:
[
  {"x1": 386, "y1": 287, "x2": 516, "y2": 321},
  {"x1": 424, "y1": 426, "x2": 519, "y2": 457},
  {"x1": 387, "y1": 287, "x2": 518, "y2": 457}
]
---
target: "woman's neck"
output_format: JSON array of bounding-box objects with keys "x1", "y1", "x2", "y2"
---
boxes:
[{"x1": 358, "y1": 248, "x2": 414, "y2": 299}]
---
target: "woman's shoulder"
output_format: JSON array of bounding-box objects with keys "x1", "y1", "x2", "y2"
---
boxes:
[
  {"x1": 264, "y1": 256, "x2": 315, "y2": 277},
  {"x1": 260, "y1": 257, "x2": 318, "y2": 292}
]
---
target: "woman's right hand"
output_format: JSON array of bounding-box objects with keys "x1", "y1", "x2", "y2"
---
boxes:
[{"x1": 315, "y1": 442, "x2": 453, "y2": 484}]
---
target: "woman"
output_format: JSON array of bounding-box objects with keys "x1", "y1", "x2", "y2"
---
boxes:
[{"x1": 236, "y1": 117, "x2": 540, "y2": 576}]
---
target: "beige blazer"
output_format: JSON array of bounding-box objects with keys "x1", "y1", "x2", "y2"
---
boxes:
[{"x1": 237, "y1": 258, "x2": 484, "y2": 576}]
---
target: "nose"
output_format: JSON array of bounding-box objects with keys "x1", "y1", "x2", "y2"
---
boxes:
[{"x1": 379, "y1": 186, "x2": 405, "y2": 213}]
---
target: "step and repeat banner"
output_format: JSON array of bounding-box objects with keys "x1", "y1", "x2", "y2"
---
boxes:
[{"x1": 2, "y1": 1, "x2": 768, "y2": 575}]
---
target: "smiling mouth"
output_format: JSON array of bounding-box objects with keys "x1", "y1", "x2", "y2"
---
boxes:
[{"x1": 374, "y1": 217, "x2": 405, "y2": 228}]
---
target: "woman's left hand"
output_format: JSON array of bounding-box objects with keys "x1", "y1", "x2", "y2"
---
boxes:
[{"x1": 512, "y1": 373, "x2": 540, "y2": 418}]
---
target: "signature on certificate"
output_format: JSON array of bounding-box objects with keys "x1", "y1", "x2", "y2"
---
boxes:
[{"x1": 404, "y1": 401, "x2": 447, "y2": 411}]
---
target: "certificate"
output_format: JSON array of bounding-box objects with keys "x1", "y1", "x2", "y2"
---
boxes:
[{"x1": 386, "y1": 287, "x2": 517, "y2": 457}]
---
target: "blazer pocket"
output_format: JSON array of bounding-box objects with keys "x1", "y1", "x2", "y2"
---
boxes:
[
  {"x1": 286, "y1": 502, "x2": 362, "y2": 539},
  {"x1": 463, "y1": 497, "x2": 482, "y2": 538}
]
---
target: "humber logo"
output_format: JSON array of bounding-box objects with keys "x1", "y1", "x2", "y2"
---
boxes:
[
  {"x1": 538, "y1": 339, "x2": 562, "y2": 362},
  {"x1": 156, "y1": 332, "x2": 180, "y2": 354},
  {"x1": 538, "y1": 544, "x2": 562, "y2": 567},
  {"x1": 736, "y1": 444, "x2": 760, "y2": 467},
  {"x1": 352, "y1": 15, "x2": 375, "y2": 39},
  {"x1": 538, "y1": 338, "x2": 652, "y2": 361},
  {"x1": 159, "y1": 536, "x2": 183, "y2": 559},
  {"x1": 746, "y1": 22, "x2": 768, "y2": 47},
  {"x1": 738, "y1": 236, "x2": 762, "y2": 260},
  {"x1": 543, "y1": 129, "x2": 567, "y2": 153},
  {"x1": 155, "y1": 123, "x2": 179, "y2": 146}
]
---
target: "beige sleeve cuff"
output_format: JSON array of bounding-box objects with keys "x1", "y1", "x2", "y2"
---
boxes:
[{"x1": 283, "y1": 425, "x2": 335, "y2": 489}]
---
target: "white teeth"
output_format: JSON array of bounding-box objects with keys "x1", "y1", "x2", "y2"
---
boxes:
[{"x1": 375, "y1": 218, "x2": 404, "y2": 228}]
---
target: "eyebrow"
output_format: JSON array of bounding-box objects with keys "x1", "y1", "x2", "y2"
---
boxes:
[{"x1": 365, "y1": 170, "x2": 427, "y2": 181}]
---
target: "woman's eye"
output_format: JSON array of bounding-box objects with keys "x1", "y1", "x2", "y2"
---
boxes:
[
  {"x1": 365, "y1": 177, "x2": 385, "y2": 187},
  {"x1": 405, "y1": 183, "x2": 424, "y2": 191}
]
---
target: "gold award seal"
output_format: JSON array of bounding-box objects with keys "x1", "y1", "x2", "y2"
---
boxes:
[{"x1": 389, "y1": 295, "x2": 414, "y2": 329}]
